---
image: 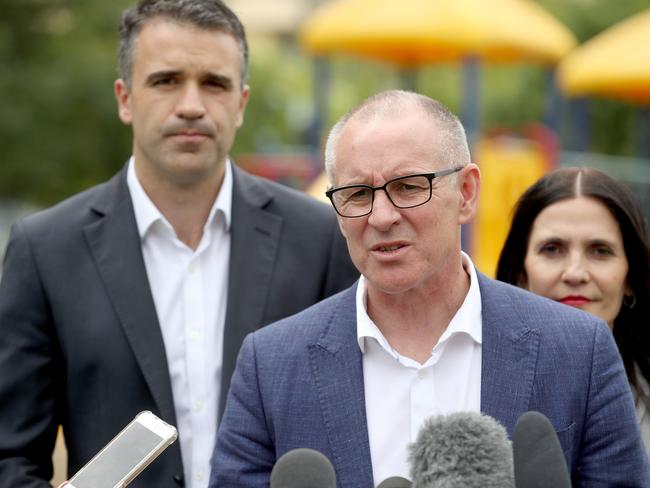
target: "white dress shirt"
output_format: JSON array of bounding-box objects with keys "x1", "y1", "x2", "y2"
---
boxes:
[
  {"x1": 357, "y1": 252, "x2": 483, "y2": 485},
  {"x1": 127, "y1": 158, "x2": 231, "y2": 488}
]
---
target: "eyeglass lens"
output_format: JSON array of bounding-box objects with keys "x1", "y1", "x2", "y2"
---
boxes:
[{"x1": 332, "y1": 174, "x2": 432, "y2": 217}]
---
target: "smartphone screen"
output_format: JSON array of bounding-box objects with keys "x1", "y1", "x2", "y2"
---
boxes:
[{"x1": 69, "y1": 419, "x2": 169, "y2": 488}]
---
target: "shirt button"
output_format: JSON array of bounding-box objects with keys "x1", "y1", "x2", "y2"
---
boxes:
[
  {"x1": 417, "y1": 370, "x2": 426, "y2": 380},
  {"x1": 190, "y1": 330, "x2": 199, "y2": 341},
  {"x1": 193, "y1": 401, "x2": 203, "y2": 412},
  {"x1": 196, "y1": 471, "x2": 204, "y2": 482},
  {"x1": 189, "y1": 262, "x2": 197, "y2": 273}
]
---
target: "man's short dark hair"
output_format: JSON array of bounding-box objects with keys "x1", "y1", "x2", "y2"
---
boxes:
[{"x1": 118, "y1": 0, "x2": 249, "y2": 88}]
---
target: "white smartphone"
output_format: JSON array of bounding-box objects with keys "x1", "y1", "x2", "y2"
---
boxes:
[{"x1": 67, "y1": 410, "x2": 177, "y2": 488}]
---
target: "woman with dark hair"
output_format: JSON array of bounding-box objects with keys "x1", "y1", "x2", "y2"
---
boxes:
[{"x1": 496, "y1": 167, "x2": 650, "y2": 451}]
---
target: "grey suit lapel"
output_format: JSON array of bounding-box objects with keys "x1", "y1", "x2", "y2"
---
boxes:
[
  {"x1": 309, "y1": 287, "x2": 374, "y2": 488},
  {"x1": 478, "y1": 274, "x2": 540, "y2": 434},
  {"x1": 220, "y1": 166, "x2": 282, "y2": 416},
  {"x1": 83, "y1": 169, "x2": 177, "y2": 426}
]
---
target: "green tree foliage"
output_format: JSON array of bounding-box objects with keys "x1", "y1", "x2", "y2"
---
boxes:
[{"x1": 1, "y1": 0, "x2": 133, "y2": 204}]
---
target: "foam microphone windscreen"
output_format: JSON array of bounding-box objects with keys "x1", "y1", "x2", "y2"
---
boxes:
[
  {"x1": 409, "y1": 411, "x2": 515, "y2": 488},
  {"x1": 270, "y1": 448, "x2": 336, "y2": 488},
  {"x1": 376, "y1": 476, "x2": 412, "y2": 487},
  {"x1": 512, "y1": 411, "x2": 571, "y2": 488}
]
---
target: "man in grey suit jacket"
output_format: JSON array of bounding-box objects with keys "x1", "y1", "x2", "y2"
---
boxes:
[
  {"x1": 211, "y1": 90, "x2": 650, "y2": 487},
  {"x1": 0, "y1": 1, "x2": 357, "y2": 487}
]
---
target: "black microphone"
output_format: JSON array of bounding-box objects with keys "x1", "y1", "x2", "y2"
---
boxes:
[
  {"x1": 512, "y1": 411, "x2": 571, "y2": 488},
  {"x1": 376, "y1": 476, "x2": 412, "y2": 487},
  {"x1": 409, "y1": 411, "x2": 515, "y2": 487},
  {"x1": 270, "y1": 448, "x2": 336, "y2": 488}
]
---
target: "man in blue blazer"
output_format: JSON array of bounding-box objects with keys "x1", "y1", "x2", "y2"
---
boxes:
[
  {"x1": 0, "y1": 1, "x2": 357, "y2": 487},
  {"x1": 211, "y1": 91, "x2": 650, "y2": 487}
]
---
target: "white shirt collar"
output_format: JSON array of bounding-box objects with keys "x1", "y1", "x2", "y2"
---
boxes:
[
  {"x1": 126, "y1": 156, "x2": 233, "y2": 240},
  {"x1": 356, "y1": 251, "x2": 482, "y2": 355}
]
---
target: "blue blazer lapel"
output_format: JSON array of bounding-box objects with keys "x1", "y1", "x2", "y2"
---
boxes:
[
  {"x1": 308, "y1": 286, "x2": 374, "y2": 488},
  {"x1": 220, "y1": 166, "x2": 283, "y2": 416},
  {"x1": 478, "y1": 274, "x2": 540, "y2": 434},
  {"x1": 83, "y1": 169, "x2": 177, "y2": 426}
]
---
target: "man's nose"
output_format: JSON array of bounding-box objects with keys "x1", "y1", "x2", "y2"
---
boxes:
[
  {"x1": 176, "y1": 83, "x2": 206, "y2": 119},
  {"x1": 367, "y1": 189, "x2": 401, "y2": 230}
]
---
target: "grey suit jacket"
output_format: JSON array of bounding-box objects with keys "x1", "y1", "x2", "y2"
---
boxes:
[
  {"x1": 212, "y1": 275, "x2": 650, "y2": 487},
  {"x1": 0, "y1": 164, "x2": 358, "y2": 487}
]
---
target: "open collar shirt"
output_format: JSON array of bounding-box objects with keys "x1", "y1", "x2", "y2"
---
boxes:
[
  {"x1": 127, "y1": 157, "x2": 232, "y2": 488},
  {"x1": 356, "y1": 252, "x2": 483, "y2": 485}
]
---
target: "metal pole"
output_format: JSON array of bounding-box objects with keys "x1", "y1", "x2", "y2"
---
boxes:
[{"x1": 308, "y1": 56, "x2": 331, "y2": 157}]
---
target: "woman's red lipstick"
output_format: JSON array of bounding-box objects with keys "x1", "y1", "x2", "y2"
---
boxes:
[{"x1": 559, "y1": 295, "x2": 591, "y2": 307}]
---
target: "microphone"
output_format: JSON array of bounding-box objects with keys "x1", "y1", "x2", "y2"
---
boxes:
[
  {"x1": 512, "y1": 411, "x2": 571, "y2": 488},
  {"x1": 270, "y1": 448, "x2": 336, "y2": 488},
  {"x1": 377, "y1": 476, "x2": 412, "y2": 487},
  {"x1": 409, "y1": 411, "x2": 515, "y2": 488}
]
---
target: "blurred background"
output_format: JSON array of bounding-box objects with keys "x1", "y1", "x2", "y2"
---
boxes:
[
  {"x1": 1, "y1": 0, "x2": 649, "y2": 277},
  {"x1": 1, "y1": 1, "x2": 649, "y2": 484}
]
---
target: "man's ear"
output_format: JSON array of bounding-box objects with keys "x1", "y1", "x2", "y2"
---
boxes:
[
  {"x1": 458, "y1": 163, "x2": 481, "y2": 225},
  {"x1": 235, "y1": 84, "x2": 250, "y2": 129},
  {"x1": 114, "y1": 79, "x2": 133, "y2": 125}
]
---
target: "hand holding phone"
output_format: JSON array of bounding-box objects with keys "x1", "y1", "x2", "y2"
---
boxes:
[{"x1": 67, "y1": 411, "x2": 177, "y2": 488}]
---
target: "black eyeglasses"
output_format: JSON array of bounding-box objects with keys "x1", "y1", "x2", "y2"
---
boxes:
[{"x1": 325, "y1": 166, "x2": 463, "y2": 218}]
